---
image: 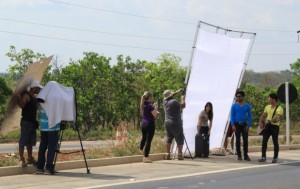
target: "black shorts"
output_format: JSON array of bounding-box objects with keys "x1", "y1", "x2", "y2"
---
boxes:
[{"x1": 19, "y1": 119, "x2": 37, "y2": 147}]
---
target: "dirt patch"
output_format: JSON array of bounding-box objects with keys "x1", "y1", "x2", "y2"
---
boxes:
[{"x1": 0, "y1": 149, "x2": 93, "y2": 167}]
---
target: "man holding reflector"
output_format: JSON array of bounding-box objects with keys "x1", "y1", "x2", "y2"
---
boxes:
[
  {"x1": 163, "y1": 88, "x2": 185, "y2": 160},
  {"x1": 15, "y1": 80, "x2": 43, "y2": 167}
]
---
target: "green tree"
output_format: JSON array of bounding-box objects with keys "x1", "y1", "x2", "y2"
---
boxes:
[
  {"x1": 143, "y1": 53, "x2": 186, "y2": 129},
  {"x1": 58, "y1": 52, "x2": 113, "y2": 131},
  {"x1": 0, "y1": 77, "x2": 12, "y2": 123},
  {"x1": 6, "y1": 46, "x2": 46, "y2": 82},
  {"x1": 111, "y1": 55, "x2": 146, "y2": 129},
  {"x1": 288, "y1": 58, "x2": 300, "y2": 127},
  {"x1": 240, "y1": 84, "x2": 270, "y2": 127}
]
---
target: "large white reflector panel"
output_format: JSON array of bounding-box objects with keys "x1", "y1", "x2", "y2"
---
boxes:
[{"x1": 183, "y1": 29, "x2": 251, "y2": 152}]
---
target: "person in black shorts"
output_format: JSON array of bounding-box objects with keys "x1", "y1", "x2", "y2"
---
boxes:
[{"x1": 15, "y1": 81, "x2": 43, "y2": 167}]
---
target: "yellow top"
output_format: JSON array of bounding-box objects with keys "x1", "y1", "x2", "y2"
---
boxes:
[{"x1": 264, "y1": 105, "x2": 284, "y2": 126}]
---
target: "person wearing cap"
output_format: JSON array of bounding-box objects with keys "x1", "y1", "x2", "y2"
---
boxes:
[
  {"x1": 15, "y1": 80, "x2": 43, "y2": 167},
  {"x1": 163, "y1": 88, "x2": 185, "y2": 160}
]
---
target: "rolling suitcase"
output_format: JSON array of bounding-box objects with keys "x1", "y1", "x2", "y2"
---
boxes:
[{"x1": 195, "y1": 133, "x2": 209, "y2": 158}]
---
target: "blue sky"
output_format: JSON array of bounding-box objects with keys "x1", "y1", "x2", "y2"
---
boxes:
[{"x1": 1, "y1": 0, "x2": 300, "y2": 73}]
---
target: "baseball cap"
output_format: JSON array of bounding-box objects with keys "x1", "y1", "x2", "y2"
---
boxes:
[{"x1": 30, "y1": 81, "x2": 43, "y2": 89}]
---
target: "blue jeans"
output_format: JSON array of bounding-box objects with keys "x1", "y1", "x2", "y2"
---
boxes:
[{"x1": 37, "y1": 131, "x2": 59, "y2": 172}]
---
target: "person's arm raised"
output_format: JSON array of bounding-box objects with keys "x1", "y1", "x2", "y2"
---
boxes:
[{"x1": 16, "y1": 93, "x2": 29, "y2": 108}]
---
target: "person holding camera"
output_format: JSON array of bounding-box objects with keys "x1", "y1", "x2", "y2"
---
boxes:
[
  {"x1": 258, "y1": 93, "x2": 283, "y2": 163},
  {"x1": 230, "y1": 91, "x2": 252, "y2": 161},
  {"x1": 35, "y1": 107, "x2": 61, "y2": 175},
  {"x1": 163, "y1": 88, "x2": 185, "y2": 160},
  {"x1": 139, "y1": 91, "x2": 159, "y2": 163},
  {"x1": 15, "y1": 80, "x2": 43, "y2": 167}
]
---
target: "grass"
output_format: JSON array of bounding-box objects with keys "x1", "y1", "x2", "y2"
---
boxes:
[
  {"x1": 1, "y1": 127, "x2": 300, "y2": 167},
  {"x1": 0, "y1": 131, "x2": 166, "y2": 167}
]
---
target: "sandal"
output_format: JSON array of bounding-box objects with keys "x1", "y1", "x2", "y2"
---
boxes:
[
  {"x1": 20, "y1": 157, "x2": 27, "y2": 167},
  {"x1": 27, "y1": 157, "x2": 37, "y2": 166}
]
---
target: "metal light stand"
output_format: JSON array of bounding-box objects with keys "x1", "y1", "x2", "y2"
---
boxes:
[{"x1": 173, "y1": 135, "x2": 194, "y2": 160}]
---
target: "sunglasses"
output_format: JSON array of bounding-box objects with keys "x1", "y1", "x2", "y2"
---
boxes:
[{"x1": 236, "y1": 95, "x2": 242, "y2": 98}]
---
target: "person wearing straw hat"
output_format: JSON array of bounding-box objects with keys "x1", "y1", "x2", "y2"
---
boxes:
[
  {"x1": 14, "y1": 80, "x2": 43, "y2": 167},
  {"x1": 163, "y1": 88, "x2": 185, "y2": 160}
]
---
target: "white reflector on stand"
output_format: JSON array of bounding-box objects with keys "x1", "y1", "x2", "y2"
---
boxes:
[{"x1": 183, "y1": 27, "x2": 253, "y2": 153}]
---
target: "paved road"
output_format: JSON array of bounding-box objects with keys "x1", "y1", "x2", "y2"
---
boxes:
[
  {"x1": 0, "y1": 140, "x2": 112, "y2": 154},
  {"x1": 0, "y1": 149, "x2": 299, "y2": 189},
  {"x1": 99, "y1": 160, "x2": 300, "y2": 189}
]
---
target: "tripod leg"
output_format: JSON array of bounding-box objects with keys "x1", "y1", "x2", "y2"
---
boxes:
[
  {"x1": 173, "y1": 146, "x2": 177, "y2": 160},
  {"x1": 75, "y1": 123, "x2": 90, "y2": 174},
  {"x1": 53, "y1": 129, "x2": 63, "y2": 171},
  {"x1": 184, "y1": 135, "x2": 194, "y2": 160}
]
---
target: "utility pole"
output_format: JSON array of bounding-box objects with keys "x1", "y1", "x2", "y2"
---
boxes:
[{"x1": 297, "y1": 30, "x2": 300, "y2": 42}]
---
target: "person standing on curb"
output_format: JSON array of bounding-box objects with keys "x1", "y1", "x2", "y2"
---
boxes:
[
  {"x1": 15, "y1": 80, "x2": 43, "y2": 167},
  {"x1": 258, "y1": 93, "x2": 283, "y2": 163},
  {"x1": 230, "y1": 91, "x2": 252, "y2": 161},
  {"x1": 35, "y1": 107, "x2": 61, "y2": 175},
  {"x1": 139, "y1": 91, "x2": 158, "y2": 163},
  {"x1": 163, "y1": 89, "x2": 185, "y2": 160}
]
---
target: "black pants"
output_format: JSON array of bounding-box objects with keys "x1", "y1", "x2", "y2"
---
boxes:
[
  {"x1": 37, "y1": 131, "x2": 59, "y2": 172},
  {"x1": 234, "y1": 123, "x2": 248, "y2": 157},
  {"x1": 140, "y1": 121, "x2": 155, "y2": 157},
  {"x1": 262, "y1": 124, "x2": 279, "y2": 159},
  {"x1": 199, "y1": 126, "x2": 209, "y2": 135}
]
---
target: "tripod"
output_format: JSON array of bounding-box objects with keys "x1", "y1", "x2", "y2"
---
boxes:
[
  {"x1": 53, "y1": 121, "x2": 90, "y2": 174},
  {"x1": 173, "y1": 135, "x2": 194, "y2": 160},
  {"x1": 53, "y1": 87, "x2": 90, "y2": 174}
]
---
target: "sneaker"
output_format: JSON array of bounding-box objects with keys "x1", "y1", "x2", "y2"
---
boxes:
[
  {"x1": 178, "y1": 153, "x2": 184, "y2": 160},
  {"x1": 258, "y1": 157, "x2": 266, "y2": 162},
  {"x1": 143, "y1": 157, "x2": 152, "y2": 163},
  {"x1": 244, "y1": 156, "x2": 251, "y2": 161},
  {"x1": 272, "y1": 158, "x2": 278, "y2": 163},
  {"x1": 27, "y1": 157, "x2": 37, "y2": 166},
  {"x1": 19, "y1": 157, "x2": 27, "y2": 167},
  {"x1": 165, "y1": 153, "x2": 171, "y2": 160},
  {"x1": 44, "y1": 169, "x2": 54, "y2": 175},
  {"x1": 35, "y1": 169, "x2": 44, "y2": 175},
  {"x1": 237, "y1": 156, "x2": 242, "y2": 161}
]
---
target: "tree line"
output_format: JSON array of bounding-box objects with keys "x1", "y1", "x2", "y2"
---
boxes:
[{"x1": 1, "y1": 46, "x2": 300, "y2": 132}]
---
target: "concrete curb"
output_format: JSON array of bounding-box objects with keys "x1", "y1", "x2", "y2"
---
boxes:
[
  {"x1": 0, "y1": 153, "x2": 166, "y2": 177},
  {"x1": 1, "y1": 144, "x2": 300, "y2": 177},
  {"x1": 248, "y1": 144, "x2": 300, "y2": 152}
]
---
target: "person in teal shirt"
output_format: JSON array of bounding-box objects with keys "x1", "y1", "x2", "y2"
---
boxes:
[{"x1": 36, "y1": 107, "x2": 60, "y2": 175}]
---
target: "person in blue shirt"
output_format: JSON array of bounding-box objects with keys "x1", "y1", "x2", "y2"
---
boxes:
[
  {"x1": 230, "y1": 91, "x2": 252, "y2": 161},
  {"x1": 36, "y1": 107, "x2": 60, "y2": 175}
]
